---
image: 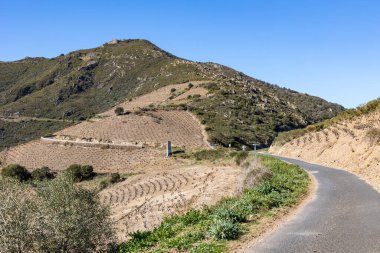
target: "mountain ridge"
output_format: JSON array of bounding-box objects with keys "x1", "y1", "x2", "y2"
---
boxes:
[{"x1": 0, "y1": 39, "x2": 344, "y2": 149}]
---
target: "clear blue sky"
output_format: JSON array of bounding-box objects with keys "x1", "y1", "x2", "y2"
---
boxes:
[{"x1": 1, "y1": 0, "x2": 379, "y2": 108}]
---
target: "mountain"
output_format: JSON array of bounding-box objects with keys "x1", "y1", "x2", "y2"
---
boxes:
[{"x1": 0, "y1": 39, "x2": 344, "y2": 149}]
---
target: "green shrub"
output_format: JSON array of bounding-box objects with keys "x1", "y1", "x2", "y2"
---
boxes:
[
  {"x1": 192, "y1": 149, "x2": 226, "y2": 161},
  {"x1": 208, "y1": 218, "x2": 241, "y2": 240},
  {"x1": 114, "y1": 107, "x2": 124, "y2": 116},
  {"x1": 0, "y1": 174, "x2": 114, "y2": 252},
  {"x1": 188, "y1": 83, "x2": 194, "y2": 89},
  {"x1": 110, "y1": 173, "x2": 121, "y2": 183},
  {"x1": 81, "y1": 165, "x2": 95, "y2": 179},
  {"x1": 66, "y1": 164, "x2": 83, "y2": 181},
  {"x1": 1, "y1": 164, "x2": 31, "y2": 182},
  {"x1": 213, "y1": 205, "x2": 247, "y2": 223},
  {"x1": 170, "y1": 88, "x2": 176, "y2": 93},
  {"x1": 66, "y1": 164, "x2": 95, "y2": 182},
  {"x1": 31, "y1": 166, "x2": 54, "y2": 181}
]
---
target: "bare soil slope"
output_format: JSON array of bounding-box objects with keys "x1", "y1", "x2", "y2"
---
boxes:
[
  {"x1": 0, "y1": 140, "x2": 179, "y2": 172},
  {"x1": 99, "y1": 158, "x2": 269, "y2": 241},
  {"x1": 270, "y1": 109, "x2": 380, "y2": 192},
  {"x1": 101, "y1": 164, "x2": 239, "y2": 240},
  {"x1": 58, "y1": 110, "x2": 208, "y2": 148}
]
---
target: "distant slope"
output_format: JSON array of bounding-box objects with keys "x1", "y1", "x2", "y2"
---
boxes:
[
  {"x1": 0, "y1": 39, "x2": 344, "y2": 149},
  {"x1": 270, "y1": 98, "x2": 380, "y2": 191}
]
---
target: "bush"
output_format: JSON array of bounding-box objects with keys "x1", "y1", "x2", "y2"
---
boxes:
[
  {"x1": 1, "y1": 164, "x2": 31, "y2": 182},
  {"x1": 213, "y1": 205, "x2": 247, "y2": 223},
  {"x1": 208, "y1": 218, "x2": 241, "y2": 240},
  {"x1": 192, "y1": 149, "x2": 226, "y2": 161},
  {"x1": 110, "y1": 173, "x2": 121, "y2": 183},
  {"x1": 114, "y1": 107, "x2": 124, "y2": 115},
  {"x1": 31, "y1": 167, "x2": 54, "y2": 181},
  {"x1": 81, "y1": 165, "x2": 95, "y2": 179},
  {"x1": 188, "y1": 83, "x2": 194, "y2": 89},
  {"x1": 0, "y1": 178, "x2": 36, "y2": 252},
  {"x1": 66, "y1": 164, "x2": 95, "y2": 182},
  {"x1": 170, "y1": 88, "x2": 176, "y2": 93},
  {"x1": 0, "y1": 175, "x2": 115, "y2": 252}
]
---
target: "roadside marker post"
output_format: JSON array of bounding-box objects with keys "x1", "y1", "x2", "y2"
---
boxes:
[
  {"x1": 252, "y1": 143, "x2": 259, "y2": 152},
  {"x1": 167, "y1": 141, "x2": 172, "y2": 157}
]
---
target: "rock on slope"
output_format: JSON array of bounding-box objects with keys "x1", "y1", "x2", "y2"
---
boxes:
[{"x1": 270, "y1": 99, "x2": 380, "y2": 192}]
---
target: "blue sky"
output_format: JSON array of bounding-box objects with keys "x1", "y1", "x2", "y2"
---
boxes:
[{"x1": 1, "y1": 0, "x2": 379, "y2": 108}]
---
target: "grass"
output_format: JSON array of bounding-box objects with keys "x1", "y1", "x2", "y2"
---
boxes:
[
  {"x1": 116, "y1": 155, "x2": 309, "y2": 253},
  {"x1": 273, "y1": 97, "x2": 380, "y2": 146},
  {"x1": 173, "y1": 148, "x2": 249, "y2": 165}
]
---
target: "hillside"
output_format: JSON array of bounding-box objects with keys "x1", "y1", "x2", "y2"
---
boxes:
[
  {"x1": 0, "y1": 39, "x2": 344, "y2": 149},
  {"x1": 270, "y1": 98, "x2": 380, "y2": 192}
]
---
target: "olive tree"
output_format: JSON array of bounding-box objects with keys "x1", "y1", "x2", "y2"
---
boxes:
[
  {"x1": 34, "y1": 175, "x2": 114, "y2": 252},
  {"x1": 0, "y1": 174, "x2": 115, "y2": 253},
  {"x1": 0, "y1": 178, "x2": 37, "y2": 253}
]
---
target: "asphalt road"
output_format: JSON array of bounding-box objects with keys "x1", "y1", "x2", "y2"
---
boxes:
[{"x1": 245, "y1": 156, "x2": 380, "y2": 253}]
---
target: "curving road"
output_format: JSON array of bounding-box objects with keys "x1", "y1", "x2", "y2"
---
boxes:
[{"x1": 245, "y1": 156, "x2": 380, "y2": 253}]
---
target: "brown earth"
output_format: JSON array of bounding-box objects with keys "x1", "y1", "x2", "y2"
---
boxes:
[
  {"x1": 99, "y1": 158, "x2": 269, "y2": 241},
  {"x1": 0, "y1": 140, "x2": 176, "y2": 173},
  {"x1": 57, "y1": 110, "x2": 208, "y2": 148},
  {"x1": 270, "y1": 109, "x2": 380, "y2": 192}
]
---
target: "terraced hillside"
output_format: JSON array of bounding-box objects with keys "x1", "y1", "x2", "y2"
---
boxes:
[
  {"x1": 98, "y1": 164, "x2": 255, "y2": 241},
  {"x1": 0, "y1": 39, "x2": 344, "y2": 150},
  {"x1": 270, "y1": 99, "x2": 380, "y2": 192},
  {"x1": 0, "y1": 80, "x2": 210, "y2": 171},
  {"x1": 57, "y1": 111, "x2": 207, "y2": 148},
  {"x1": 0, "y1": 141, "x2": 178, "y2": 172}
]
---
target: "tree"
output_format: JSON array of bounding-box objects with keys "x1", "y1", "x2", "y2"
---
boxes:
[
  {"x1": 0, "y1": 175, "x2": 115, "y2": 252},
  {"x1": 34, "y1": 175, "x2": 114, "y2": 252},
  {"x1": 0, "y1": 178, "x2": 37, "y2": 253}
]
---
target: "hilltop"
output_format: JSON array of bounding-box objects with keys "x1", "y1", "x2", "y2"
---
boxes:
[{"x1": 0, "y1": 39, "x2": 344, "y2": 149}]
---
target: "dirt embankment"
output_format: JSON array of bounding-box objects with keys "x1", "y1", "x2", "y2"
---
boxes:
[{"x1": 270, "y1": 109, "x2": 380, "y2": 192}]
